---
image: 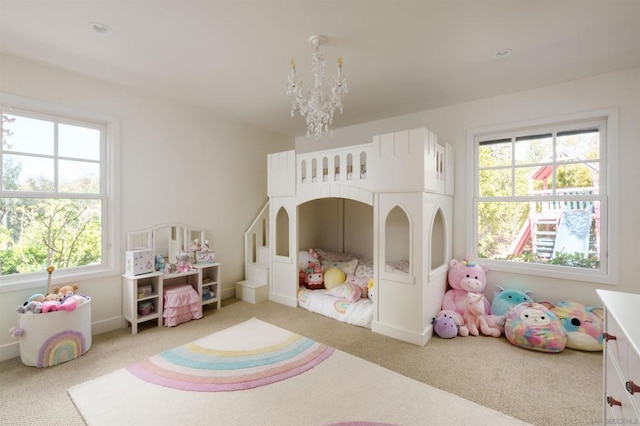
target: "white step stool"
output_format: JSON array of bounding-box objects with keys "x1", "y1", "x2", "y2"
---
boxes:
[{"x1": 235, "y1": 280, "x2": 268, "y2": 304}]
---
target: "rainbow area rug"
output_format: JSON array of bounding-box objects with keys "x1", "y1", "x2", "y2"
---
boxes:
[
  {"x1": 68, "y1": 318, "x2": 527, "y2": 426},
  {"x1": 125, "y1": 322, "x2": 334, "y2": 392}
]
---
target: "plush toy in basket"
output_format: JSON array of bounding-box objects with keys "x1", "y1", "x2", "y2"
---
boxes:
[{"x1": 10, "y1": 267, "x2": 92, "y2": 367}]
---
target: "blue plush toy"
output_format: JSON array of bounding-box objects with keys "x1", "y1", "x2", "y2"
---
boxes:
[{"x1": 490, "y1": 285, "x2": 534, "y2": 316}]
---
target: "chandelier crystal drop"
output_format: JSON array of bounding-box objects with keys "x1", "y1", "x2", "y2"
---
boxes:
[{"x1": 286, "y1": 35, "x2": 348, "y2": 139}]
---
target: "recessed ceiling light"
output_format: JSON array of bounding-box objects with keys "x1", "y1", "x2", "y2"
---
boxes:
[
  {"x1": 89, "y1": 22, "x2": 113, "y2": 35},
  {"x1": 492, "y1": 49, "x2": 512, "y2": 59}
]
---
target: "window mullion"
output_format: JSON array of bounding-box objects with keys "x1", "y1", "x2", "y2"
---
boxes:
[{"x1": 54, "y1": 122, "x2": 59, "y2": 193}]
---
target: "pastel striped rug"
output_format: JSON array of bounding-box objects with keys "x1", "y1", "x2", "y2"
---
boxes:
[
  {"x1": 125, "y1": 326, "x2": 334, "y2": 392},
  {"x1": 68, "y1": 318, "x2": 528, "y2": 426}
]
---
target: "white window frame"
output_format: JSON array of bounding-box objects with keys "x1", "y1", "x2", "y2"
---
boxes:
[
  {"x1": 0, "y1": 93, "x2": 120, "y2": 291},
  {"x1": 466, "y1": 109, "x2": 618, "y2": 285}
]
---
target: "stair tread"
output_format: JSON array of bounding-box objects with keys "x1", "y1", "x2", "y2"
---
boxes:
[{"x1": 236, "y1": 280, "x2": 268, "y2": 289}]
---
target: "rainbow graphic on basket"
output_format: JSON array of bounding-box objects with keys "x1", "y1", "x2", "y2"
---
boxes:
[
  {"x1": 37, "y1": 330, "x2": 87, "y2": 368},
  {"x1": 126, "y1": 332, "x2": 334, "y2": 392}
]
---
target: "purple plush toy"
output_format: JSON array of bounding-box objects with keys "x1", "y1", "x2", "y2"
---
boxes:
[{"x1": 432, "y1": 310, "x2": 461, "y2": 338}]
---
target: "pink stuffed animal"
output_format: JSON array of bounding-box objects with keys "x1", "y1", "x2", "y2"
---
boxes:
[
  {"x1": 41, "y1": 298, "x2": 77, "y2": 313},
  {"x1": 442, "y1": 259, "x2": 491, "y2": 316},
  {"x1": 304, "y1": 263, "x2": 324, "y2": 290},
  {"x1": 463, "y1": 293, "x2": 501, "y2": 337},
  {"x1": 298, "y1": 249, "x2": 321, "y2": 285}
]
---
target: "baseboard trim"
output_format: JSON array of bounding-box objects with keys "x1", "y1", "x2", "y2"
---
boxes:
[
  {"x1": 221, "y1": 287, "x2": 236, "y2": 300},
  {"x1": 0, "y1": 341, "x2": 19, "y2": 362},
  {"x1": 371, "y1": 321, "x2": 432, "y2": 346},
  {"x1": 92, "y1": 316, "x2": 123, "y2": 335},
  {"x1": 268, "y1": 292, "x2": 297, "y2": 308}
]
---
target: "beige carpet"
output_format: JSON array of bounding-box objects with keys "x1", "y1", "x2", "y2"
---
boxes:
[
  {"x1": 0, "y1": 299, "x2": 603, "y2": 425},
  {"x1": 68, "y1": 318, "x2": 527, "y2": 425}
]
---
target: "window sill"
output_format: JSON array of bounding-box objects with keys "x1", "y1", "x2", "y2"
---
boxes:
[
  {"x1": 0, "y1": 266, "x2": 118, "y2": 294},
  {"x1": 479, "y1": 258, "x2": 616, "y2": 285}
]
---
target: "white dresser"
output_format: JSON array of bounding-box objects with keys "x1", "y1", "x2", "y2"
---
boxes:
[{"x1": 597, "y1": 289, "x2": 640, "y2": 423}]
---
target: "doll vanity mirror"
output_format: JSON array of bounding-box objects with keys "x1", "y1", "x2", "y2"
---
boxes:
[{"x1": 126, "y1": 223, "x2": 205, "y2": 264}]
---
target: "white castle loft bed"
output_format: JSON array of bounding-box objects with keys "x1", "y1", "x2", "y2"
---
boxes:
[{"x1": 257, "y1": 128, "x2": 454, "y2": 346}]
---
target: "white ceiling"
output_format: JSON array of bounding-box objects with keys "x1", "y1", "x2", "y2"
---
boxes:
[{"x1": 1, "y1": 1, "x2": 639, "y2": 138}]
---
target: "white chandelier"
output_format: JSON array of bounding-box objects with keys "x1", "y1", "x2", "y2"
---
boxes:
[{"x1": 287, "y1": 35, "x2": 348, "y2": 139}]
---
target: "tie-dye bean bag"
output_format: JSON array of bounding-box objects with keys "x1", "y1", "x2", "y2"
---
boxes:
[
  {"x1": 503, "y1": 302, "x2": 566, "y2": 353},
  {"x1": 539, "y1": 301, "x2": 603, "y2": 351}
]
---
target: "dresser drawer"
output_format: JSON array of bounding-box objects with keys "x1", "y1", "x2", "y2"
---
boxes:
[
  {"x1": 605, "y1": 311, "x2": 631, "y2": 377},
  {"x1": 606, "y1": 350, "x2": 640, "y2": 422},
  {"x1": 597, "y1": 290, "x2": 640, "y2": 426}
]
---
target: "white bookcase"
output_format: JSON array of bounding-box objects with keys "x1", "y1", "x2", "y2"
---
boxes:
[
  {"x1": 123, "y1": 223, "x2": 221, "y2": 335},
  {"x1": 122, "y1": 265, "x2": 222, "y2": 335},
  {"x1": 122, "y1": 271, "x2": 164, "y2": 335},
  {"x1": 195, "y1": 263, "x2": 221, "y2": 310}
]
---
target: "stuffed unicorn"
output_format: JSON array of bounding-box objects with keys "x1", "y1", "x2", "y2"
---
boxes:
[
  {"x1": 463, "y1": 292, "x2": 501, "y2": 337},
  {"x1": 442, "y1": 259, "x2": 491, "y2": 316}
]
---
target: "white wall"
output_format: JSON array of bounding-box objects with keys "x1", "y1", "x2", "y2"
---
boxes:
[
  {"x1": 297, "y1": 67, "x2": 640, "y2": 306},
  {"x1": 0, "y1": 54, "x2": 293, "y2": 360}
]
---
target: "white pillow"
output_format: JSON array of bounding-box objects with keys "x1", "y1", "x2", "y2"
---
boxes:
[
  {"x1": 321, "y1": 258, "x2": 358, "y2": 276},
  {"x1": 355, "y1": 258, "x2": 374, "y2": 278},
  {"x1": 315, "y1": 248, "x2": 358, "y2": 263}
]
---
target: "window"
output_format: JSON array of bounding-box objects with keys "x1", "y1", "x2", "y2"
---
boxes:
[
  {"x1": 468, "y1": 110, "x2": 616, "y2": 283},
  {"x1": 0, "y1": 94, "x2": 119, "y2": 287}
]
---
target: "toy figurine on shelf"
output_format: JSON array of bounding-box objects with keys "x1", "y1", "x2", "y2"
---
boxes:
[
  {"x1": 176, "y1": 251, "x2": 193, "y2": 273},
  {"x1": 195, "y1": 240, "x2": 215, "y2": 264},
  {"x1": 155, "y1": 254, "x2": 166, "y2": 272},
  {"x1": 191, "y1": 239, "x2": 201, "y2": 252}
]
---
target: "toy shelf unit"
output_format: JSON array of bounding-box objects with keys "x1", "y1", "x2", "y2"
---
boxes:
[
  {"x1": 122, "y1": 271, "x2": 163, "y2": 335},
  {"x1": 195, "y1": 263, "x2": 221, "y2": 309},
  {"x1": 123, "y1": 223, "x2": 220, "y2": 335}
]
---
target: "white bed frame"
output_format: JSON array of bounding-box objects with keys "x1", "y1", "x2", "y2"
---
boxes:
[{"x1": 265, "y1": 127, "x2": 454, "y2": 346}]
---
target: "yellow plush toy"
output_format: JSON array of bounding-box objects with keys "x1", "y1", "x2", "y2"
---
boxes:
[{"x1": 323, "y1": 267, "x2": 345, "y2": 290}]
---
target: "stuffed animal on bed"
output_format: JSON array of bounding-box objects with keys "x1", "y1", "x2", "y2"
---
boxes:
[
  {"x1": 303, "y1": 263, "x2": 325, "y2": 290},
  {"x1": 538, "y1": 301, "x2": 603, "y2": 351},
  {"x1": 503, "y1": 302, "x2": 566, "y2": 353},
  {"x1": 442, "y1": 259, "x2": 491, "y2": 316},
  {"x1": 490, "y1": 285, "x2": 534, "y2": 316},
  {"x1": 323, "y1": 267, "x2": 345, "y2": 290},
  {"x1": 298, "y1": 249, "x2": 321, "y2": 285}
]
